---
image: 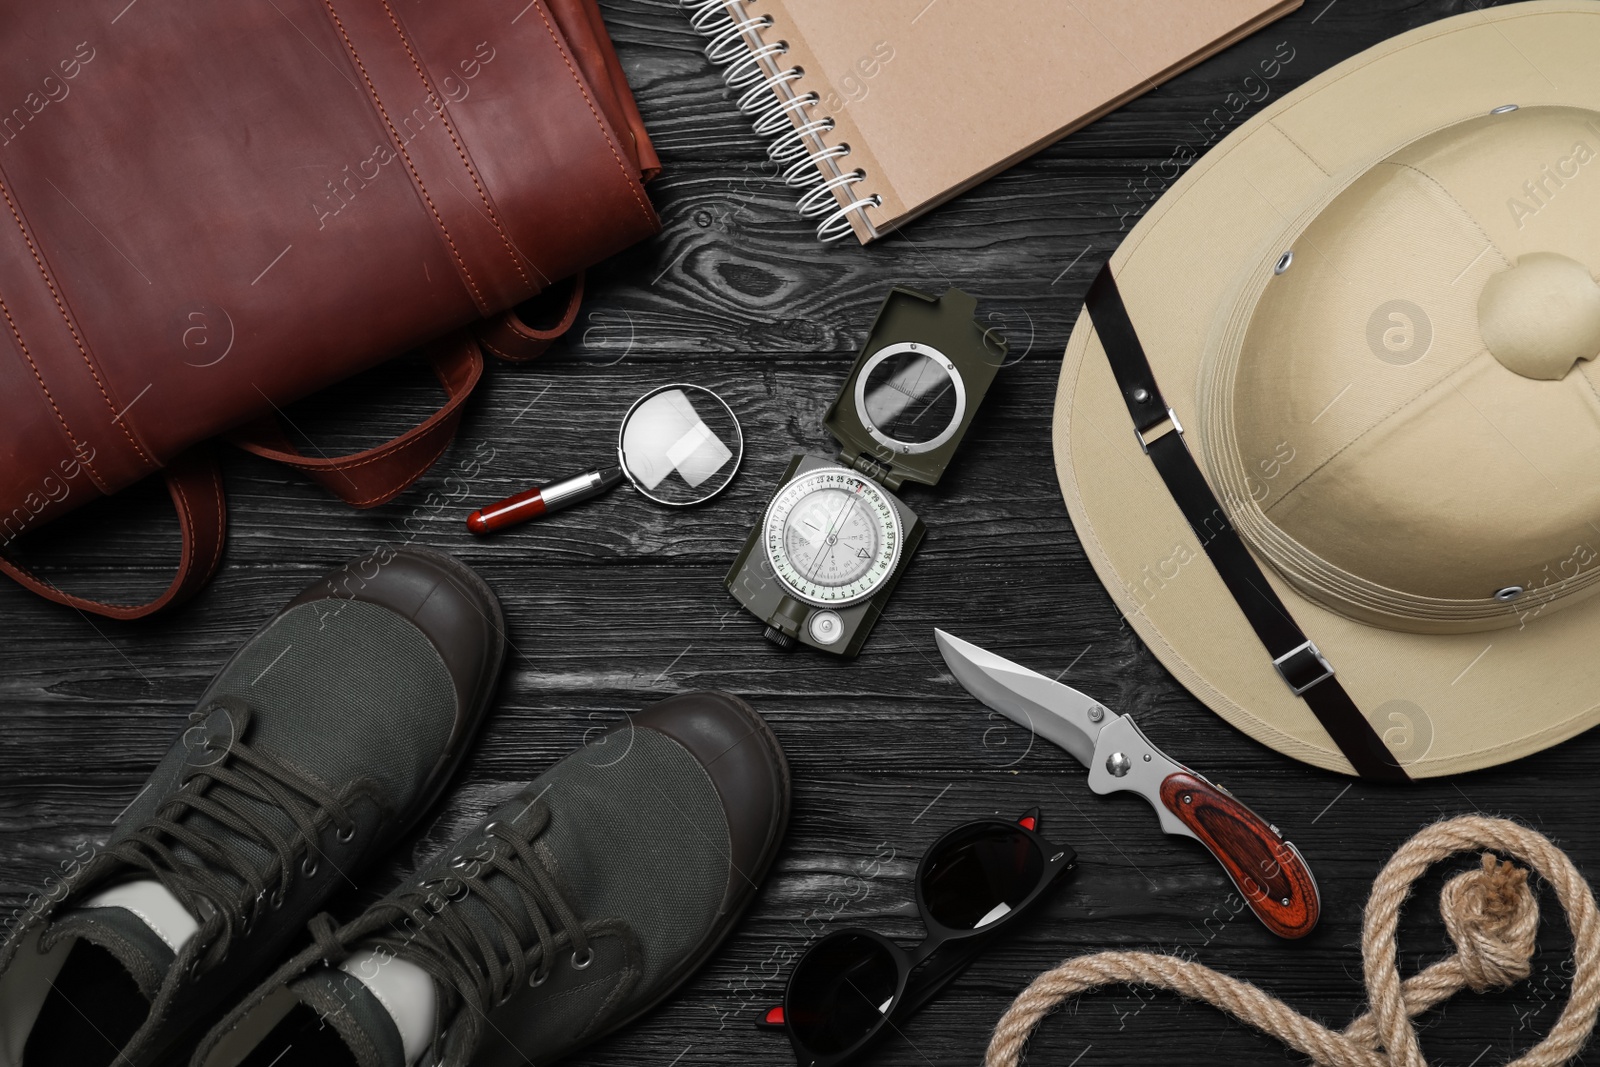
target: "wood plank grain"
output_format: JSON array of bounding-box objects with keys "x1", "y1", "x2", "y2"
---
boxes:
[{"x1": 2, "y1": 2, "x2": 1594, "y2": 1064}]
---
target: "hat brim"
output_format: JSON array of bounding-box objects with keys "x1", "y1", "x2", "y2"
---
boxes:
[{"x1": 1055, "y1": 0, "x2": 1600, "y2": 778}]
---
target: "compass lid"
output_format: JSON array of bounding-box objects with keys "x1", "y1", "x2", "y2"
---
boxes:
[{"x1": 825, "y1": 287, "x2": 1005, "y2": 490}]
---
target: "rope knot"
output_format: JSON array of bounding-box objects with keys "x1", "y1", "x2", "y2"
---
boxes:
[
  {"x1": 985, "y1": 816, "x2": 1600, "y2": 1067},
  {"x1": 1440, "y1": 852, "x2": 1538, "y2": 992}
]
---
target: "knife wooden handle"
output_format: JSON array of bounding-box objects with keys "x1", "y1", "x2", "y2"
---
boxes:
[{"x1": 1159, "y1": 771, "x2": 1320, "y2": 939}]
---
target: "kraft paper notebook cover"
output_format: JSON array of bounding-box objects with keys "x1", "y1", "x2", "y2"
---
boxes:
[{"x1": 689, "y1": 0, "x2": 1304, "y2": 243}]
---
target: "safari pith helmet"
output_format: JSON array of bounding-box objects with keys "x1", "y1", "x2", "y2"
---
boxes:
[{"x1": 1055, "y1": 1, "x2": 1600, "y2": 777}]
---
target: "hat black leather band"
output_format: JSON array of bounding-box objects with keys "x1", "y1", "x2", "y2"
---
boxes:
[{"x1": 1084, "y1": 264, "x2": 1411, "y2": 783}]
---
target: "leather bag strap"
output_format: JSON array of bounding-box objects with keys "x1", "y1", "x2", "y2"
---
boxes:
[
  {"x1": 229, "y1": 334, "x2": 484, "y2": 509},
  {"x1": 474, "y1": 272, "x2": 585, "y2": 363},
  {"x1": 1084, "y1": 264, "x2": 1410, "y2": 783},
  {"x1": 0, "y1": 448, "x2": 227, "y2": 620},
  {"x1": 3, "y1": 289, "x2": 580, "y2": 618}
]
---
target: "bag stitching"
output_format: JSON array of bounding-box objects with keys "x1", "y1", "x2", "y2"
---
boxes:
[
  {"x1": 344, "y1": 435, "x2": 454, "y2": 506},
  {"x1": 167, "y1": 459, "x2": 224, "y2": 585},
  {"x1": 0, "y1": 288, "x2": 104, "y2": 491},
  {"x1": 476, "y1": 270, "x2": 582, "y2": 362},
  {"x1": 202, "y1": 459, "x2": 225, "y2": 579},
  {"x1": 479, "y1": 335, "x2": 540, "y2": 362},
  {"x1": 0, "y1": 552, "x2": 102, "y2": 610},
  {"x1": 376, "y1": 0, "x2": 535, "y2": 295},
  {"x1": 529, "y1": 1, "x2": 653, "y2": 226},
  {"x1": 484, "y1": 313, "x2": 558, "y2": 345},
  {"x1": 512, "y1": 274, "x2": 584, "y2": 339},
  {"x1": 169, "y1": 467, "x2": 197, "y2": 590},
  {"x1": 266, "y1": 408, "x2": 457, "y2": 475},
  {"x1": 244, "y1": 348, "x2": 477, "y2": 474},
  {"x1": 260, "y1": 350, "x2": 473, "y2": 470},
  {"x1": 277, "y1": 408, "x2": 458, "y2": 474},
  {"x1": 0, "y1": 171, "x2": 151, "y2": 470},
  {"x1": 0, "y1": 460, "x2": 221, "y2": 615},
  {"x1": 320, "y1": 0, "x2": 488, "y2": 310},
  {"x1": 161, "y1": 460, "x2": 223, "y2": 604}
]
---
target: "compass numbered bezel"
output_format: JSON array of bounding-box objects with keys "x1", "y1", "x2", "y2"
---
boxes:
[{"x1": 763, "y1": 466, "x2": 904, "y2": 607}]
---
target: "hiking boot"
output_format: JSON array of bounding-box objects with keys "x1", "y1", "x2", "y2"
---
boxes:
[
  {"x1": 191, "y1": 691, "x2": 790, "y2": 1067},
  {"x1": 0, "y1": 545, "x2": 506, "y2": 1067}
]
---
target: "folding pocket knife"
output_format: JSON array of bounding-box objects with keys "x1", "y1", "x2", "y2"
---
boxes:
[{"x1": 935, "y1": 629, "x2": 1320, "y2": 939}]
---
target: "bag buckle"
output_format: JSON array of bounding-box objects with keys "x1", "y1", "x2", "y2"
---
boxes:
[{"x1": 1273, "y1": 640, "x2": 1335, "y2": 695}]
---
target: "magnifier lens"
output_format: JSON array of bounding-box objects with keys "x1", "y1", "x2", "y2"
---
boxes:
[
  {"x1": 861, "y1": 350, "x2": 960, "y2": 446},
  {"x1": 617, "y1": 385, "x2": 743, "y2": 506}
]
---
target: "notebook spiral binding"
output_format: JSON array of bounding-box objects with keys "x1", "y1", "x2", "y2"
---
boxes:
[{"x1": 682, "y1": 0, "x2": 881, "y2": 242}]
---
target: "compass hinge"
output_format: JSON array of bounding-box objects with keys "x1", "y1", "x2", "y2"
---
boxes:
[{"x1": 847, "y1": 453, "x2": 894, "y2": 484}]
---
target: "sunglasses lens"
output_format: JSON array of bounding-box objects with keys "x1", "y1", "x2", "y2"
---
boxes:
[
  {"x1": 921, "y1": 823, "x2": 1044, "y2": 930},
  {"x1": 787, "y1": 932, "x2": 900, "y2": 1056}
]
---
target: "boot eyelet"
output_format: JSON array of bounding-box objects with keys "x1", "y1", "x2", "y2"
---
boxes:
[
  {"x1": 570, "y1": 949, "x2": 593, "y2": 971},
  {"x1": 301, "y1": 858, "x2": 319, "y2": 878},
  {"x1": 529, "y1": 969, "x2": 549, "y2": 988},
  {"x1": 336, "y1": 826, "x2": 355, "y2": 843}
]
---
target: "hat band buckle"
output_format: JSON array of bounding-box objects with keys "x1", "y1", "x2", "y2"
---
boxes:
[
  {"x1": 1273, "y1": 640, "x2": 1336, "y2": 696},
  {"x1": 1135, "y1": 407, "x2": 1184, "y2": 455}
]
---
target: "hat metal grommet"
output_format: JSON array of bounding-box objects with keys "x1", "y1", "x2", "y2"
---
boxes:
[
  {"x1": 1494, "y1": 586, "x2": 1525, "y2": 602},
  {"x1": 1274, "y1": 251, "x2": 1294, "y2": 274},
  {"x1": 1491, "y1": 103, "x2": 1519, "y2": 114}
]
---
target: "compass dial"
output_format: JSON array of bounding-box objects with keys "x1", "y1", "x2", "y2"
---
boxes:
[{"x1": 764, "y1": 467, "x2": 903, "y2": 607}]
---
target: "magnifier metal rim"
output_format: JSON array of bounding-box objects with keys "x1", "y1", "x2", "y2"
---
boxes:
[
  {"x1": 615, "y1": 382, "x2": 745, "y2": 508},
  {"x1": 854, "y1": 342, "x2": 967, "y2": 456}
]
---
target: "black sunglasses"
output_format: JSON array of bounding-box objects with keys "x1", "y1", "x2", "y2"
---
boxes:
[{"x1": 755, "y1": 808, "x2": 1076, "y2": 1067}]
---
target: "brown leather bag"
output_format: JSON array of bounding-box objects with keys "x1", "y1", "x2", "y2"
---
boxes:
[{"x1": 0, "y1": 0, "x2": 660, "y2": 617}]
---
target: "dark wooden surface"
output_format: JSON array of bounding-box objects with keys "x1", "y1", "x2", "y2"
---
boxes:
[{"x1": 3, "y1": 1, "x2": 1596, "y2": 1064}]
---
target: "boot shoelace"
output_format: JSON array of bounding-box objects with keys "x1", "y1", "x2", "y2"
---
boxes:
[
  {"x1": 103, "y1": 706, "x2": 355, "y2": 971},
  {"x1": 350, "y1": 818, "x2": 590, "y2": 1048}
]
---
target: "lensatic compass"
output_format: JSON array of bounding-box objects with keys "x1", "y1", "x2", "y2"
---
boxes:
[{"x1": 725, "y1": 287, "x2": 1003, "y2": 656}]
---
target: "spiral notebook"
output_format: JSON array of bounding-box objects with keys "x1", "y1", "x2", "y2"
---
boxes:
[{"x1": 686, "y1": 0, "x2": 1303, "y2": 243}]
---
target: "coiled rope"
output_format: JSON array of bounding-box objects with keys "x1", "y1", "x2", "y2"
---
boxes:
[{"x1": 987, "y1": 816, "x2": 1600, "y2": 1067}]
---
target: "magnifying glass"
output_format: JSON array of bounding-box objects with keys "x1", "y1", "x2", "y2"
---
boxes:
[{"x1": 466, "y1": 383, "x2": 744, "y2": 535}]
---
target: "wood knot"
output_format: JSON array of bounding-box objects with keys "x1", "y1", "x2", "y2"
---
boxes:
[{"x1": 1440, "y1": 853, "x2": 1538, "y2": 991}]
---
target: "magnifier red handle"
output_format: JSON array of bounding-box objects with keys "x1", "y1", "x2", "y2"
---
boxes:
[{"x1": 467, "y1": 466, "x2": 624, "y2": 535}]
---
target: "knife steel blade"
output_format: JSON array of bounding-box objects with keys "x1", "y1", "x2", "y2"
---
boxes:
[
  {"x1": 935, "y1": 628, "x2": 1321, "y2": 939},
  {"x1": 933, "y1": 629, "x2": 1110, "y2": 767}
]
